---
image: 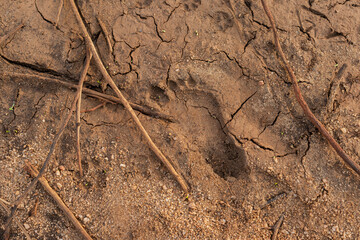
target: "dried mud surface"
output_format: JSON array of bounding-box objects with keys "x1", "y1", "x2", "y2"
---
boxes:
[{"x1": 1, "y1": 0, "x2": 360, "y2": 239}]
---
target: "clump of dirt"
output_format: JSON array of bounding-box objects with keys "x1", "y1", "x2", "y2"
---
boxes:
[{"x1": 1, "y1": 0, "x2": 359, "y2": 239}]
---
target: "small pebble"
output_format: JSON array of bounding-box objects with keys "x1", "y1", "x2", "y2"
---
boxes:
[
  {"x1": 24, "y1": 223, "x2": 30, "y2": 230},
  {"x1": 259, "y1": 80, "x2": 265, "y2": 86},
  {"x1": 227, "y1": 176, "x2": 237, "y2": 183},
  {"x1": 56, "y1": 183, "x2": 63, "y2": 189},
  {"x1": 59, "y1": 165, "x2": 65, "y2": 171},
  {"x1": 55, "y1": 170, "x2": 60, "y2": 176}
]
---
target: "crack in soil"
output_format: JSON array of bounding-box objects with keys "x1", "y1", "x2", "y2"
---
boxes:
[
  {"x1": 296, "y1": 10, "x2": 316, "y2": 42},
  {"x1": 230, "y1": 130, "x2": 297, "y2": 157},
  {"x1": 242, "y1": 1, "x2": 286, "y2": 32},
  {"x1": 180, "y1": 23, "x2": 190, "y2": 59},
  {"x1": 190, "y1": 105, "x2": 223, "y2": 130},
  {"x1": 165, "y1": 3, "x2": 182, "y2": 23},
  {"x1": 136, "y1": 13, "x2": 173, "y2": 44},
  {"x1": 34, "y1": 0, "x2": 64, "y2": 33},
  {"x1": 35, "y1": 0, "x2": 55, "y2": 25},
  {"x1": 25, "y1": 93, "x2": 48, "y2": 132},
  {"x1": 250, "y1": 138, "x2": 275, "y2": 152},
  {"x1": 80, "y1": 116, "x2": 128, "y2": 129},
  {"x1": 217, "y1": 50, "x2": 249, "y2": 77},
  {"x1": 328, "y1": 0, "x2": 350, "y2": 10},
  {"x1": 264, "y1": 66, "x2": 291, "y2": 85},
  {"x1": 189, "y1": 57, "x2": 217, "y2": 63},
  {"x1": 301, "y1": 5, "x2": 330, "y2": 22},
  {"x1": 0, "y1": 53, "x2": 76, "y2": 80},
  {"x1": 224, "y1": 91, "x2": 257, "y2": 127},
  {"x1": 258, "y1": 111, "x2": 281, "y2": 137},
  {"x1": 302, "y1": 4, "x2": 353, "y2": 44},
  {"x1": 243, "y1": 31, "x2": 257, "y2": 54}
]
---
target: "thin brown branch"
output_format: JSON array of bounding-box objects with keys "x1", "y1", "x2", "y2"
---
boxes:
[
  {"x1": 81, "y1": 102, "x2": 107, "y2": 113},
  {"x1": 2, "y1": 58, "x2": 91, "y2": 236},
  {"x1": 0, "y1": 199, "x2": 31, "y2": 240},
  {"x1": 260, "y1": 0, "x2": 360, "y2": 176},
  {"x1": 76, "y1": 48, "x2": 93, "y2": 177},
  {"x1": 271, "y1": 213, "x2": 284, "y2": 240},
  {"x1": 0, "y1": 198, "x2": 11, "y2": 206},
  {"x1": 97, "y1": 16, "x2": 113, "y2": 55},
  {"x1": 24, "y1": 161, "x2": 93, "y2": 240},
  {"x1": 54, "y1": 0, "x2": 64, "y2": 28},
  {"x1": 5, "y1": 72, "x2": 176, "y2": 123},
  {"x1": 68, "y1": 0, "x2": 189, "y2": 194},
  {"x1": 29, "y1": 197, "x2": 40, "y2": 217}
]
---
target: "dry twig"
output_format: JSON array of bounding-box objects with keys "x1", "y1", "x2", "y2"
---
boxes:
[
  {"x1": 2, "y1": 53, "x2": 93, "y2": 237},
  {"x1": 54, "y1": 0, "x2": 64, "y2": 28},
  {"x1": 97, "y1": 16, "x2": 113, "y2": 55},
  {"x1": 25, "y1": 161, "x2": 93, "y2": 240},
  {"x1": 260, "y1": 0, "x2": 360, "y2": 176},
  {"x1": 81, "y1": 102, "x2": 107, "y2": 113},
  {"x1": 0, "y1": 199, "x2": 31, "y2": 240},
  {"x1": 0, "y1": 198, "x2": 10, "y2": 206},
  {"x1": 271, "y1": 213, "x2": 284, "y2": 240},
  {"x1": 68, "y1": 0, "x2": 189, "y2": 193},
  {"x1": 29, "y1": 197, "x2": 40, "y2": 217},
  {"x1": 76, "y1": 48, "x2": 93, "y2": 177},
  {"x1": 5, "y1": 72, "x2": 176, "y2": 123}
]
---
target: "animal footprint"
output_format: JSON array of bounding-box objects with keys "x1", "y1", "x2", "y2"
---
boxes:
[{"x1": 183, "y1": 0, "x2": 201, "y2": 11}]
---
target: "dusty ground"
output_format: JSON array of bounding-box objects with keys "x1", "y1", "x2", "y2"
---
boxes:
[{"x1": 1, "y1": 0, "x2": 360, "y2": 239}]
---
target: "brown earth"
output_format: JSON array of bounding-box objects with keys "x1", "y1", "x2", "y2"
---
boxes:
[{"x1": 1, "y1": 0, "x2": 360, "y2": 239}]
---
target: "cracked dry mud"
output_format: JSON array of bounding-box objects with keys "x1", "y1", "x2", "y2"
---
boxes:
[{"x1": 1, "y1": 0, "x2": 360, "y2": 239}]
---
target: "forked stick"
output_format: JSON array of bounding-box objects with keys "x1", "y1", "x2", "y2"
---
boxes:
[
  {"x1": 0, "y1": 201, "x2": 31, "y2": 240},
  {"x1": 2, "y1": 52, "x2": 93, "y2": 236},
  {"x1": 260, "y1": 0, "x2": 360, "y2": 176},
  {"x1": 25, "y1": 161, "x2": 93, "y2": 240},
  {"x1": 68, "y1": 0, "x2": 190, "y2": 194}
]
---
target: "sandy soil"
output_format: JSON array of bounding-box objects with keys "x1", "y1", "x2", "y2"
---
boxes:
[{"x1": 1, "y1": 0, "x2": 360, "y2": 239}]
